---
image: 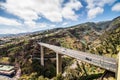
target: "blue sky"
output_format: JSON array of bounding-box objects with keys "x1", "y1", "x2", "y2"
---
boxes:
[{"x1": 0, "y1": 0, "x2": 120, "y2": 34}]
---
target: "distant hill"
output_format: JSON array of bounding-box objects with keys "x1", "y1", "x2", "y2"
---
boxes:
[
  {"x1": 0, "y1": 34, "x2": 15, "y2": 38},
  {"x1": 0, "y1": 32, "x2": 32, "y2": 38},
  {"x1": 0, "y1": 16, "x2": 119, "y2": 39}
]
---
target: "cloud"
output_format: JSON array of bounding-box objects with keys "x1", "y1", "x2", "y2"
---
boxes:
[
  {"x1": 0, "y1": 0, "x2": 82, "y2": 34},
  {"x1": 85, "y1": 0, "x2": 116, "y2": 19},
  {"x1": 0, "y1": 16, "x2": 22, "y2": 26},
  {"x1": 88, "y1": 7, "x2": 104, "y2": 19},
  {"x1": 0, "y1": 28, "x2": 26, "y2": 34},
  {"x1": 36, "y1": 23, "x2": 47, "y2": 28},
  {"x1": 62, "y1": 22, "x2": 68, "y2": 26},
  {"x1": 0, "y1": 0, "x2": 82, "y2": 25},
  {"x1": 24, "y1": 20, "x2": 36, "y2": 27},
  {"x1": 112, "y1": 2, "x2": 120, "y2": 12},
  {"x1": 26, "y1": 22, "x2": 57, "y2": 31},
  {"x1": 62, "y1": 0, "x2": 82, "y2": 20},
  {"x1": 0, "y1": 22, "x2": 57, "y2": 34}
]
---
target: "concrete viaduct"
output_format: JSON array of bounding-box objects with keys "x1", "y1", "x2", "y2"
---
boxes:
[{"x1": 38, "y1": 42, "x2": 120, "y2": 80}]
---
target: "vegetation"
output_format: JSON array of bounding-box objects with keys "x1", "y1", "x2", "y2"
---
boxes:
[{"x1": 0, "y1": 16, "x2": 120, "y2": 80}]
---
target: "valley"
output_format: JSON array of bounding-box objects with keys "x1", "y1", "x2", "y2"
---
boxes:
[{"x1": 0, "y1": 16, "x2": 120, "y2": 80}]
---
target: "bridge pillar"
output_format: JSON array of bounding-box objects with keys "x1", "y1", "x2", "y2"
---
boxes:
[
  {"x1": 56, "y1": 53, "x2": 62, "y2": 75},
  {"x1": 117, "y1": 52, "x2": 120, "y2": 80},
  {"x1": 41, "y1": 46, "x2": 44, "y2": 66}
]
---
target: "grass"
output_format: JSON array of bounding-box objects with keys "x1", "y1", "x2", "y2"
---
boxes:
[
  {"x1": 79, "y1": 73, "x2": 103, "y2": 80},
  {"x1": 0, "y1": 57, "x2": 10, "y2": 63}
]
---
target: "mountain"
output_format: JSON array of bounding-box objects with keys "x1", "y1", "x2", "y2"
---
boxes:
[
  {"x1": 0, "y1": 32, "x2": 33, "y2": 38},
  {"x1": 0, "y1": 16, "x2": 120, "y2": 80},
  {"x1": 0, "y1": 16, "x2": 117, "y2": 38},
  {"x1": 0, "y1": 34, "x2": 15, "y2": 38}
]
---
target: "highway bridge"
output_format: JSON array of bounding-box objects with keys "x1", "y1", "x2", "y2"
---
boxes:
[{"x1": 38, "y1": 42, "x2": 120, "y2": 80}]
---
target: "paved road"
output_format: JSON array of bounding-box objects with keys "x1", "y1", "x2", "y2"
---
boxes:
[{"x1": 39, "y1": 42, "x2": 117, "y2": 73}]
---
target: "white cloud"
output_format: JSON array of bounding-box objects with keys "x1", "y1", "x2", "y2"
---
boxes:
[
  {"x1": 0, "y1": 22, "x2": 57, "y2": 34},
  {"x1": 0, "y1": 28, "x2": 26, "y2": 34},
  {"x1": 88, "y1": 7, "x2": 104, "y2": 19},
  {"x1": 36, "y1": 23, "x2": 47, "y2": 28},
  {"x1": 50, "y1": 24, "x2": 56, "y2": 27},
  {"x1": 86, "y1": 0, "x2": 116, "y2": 9},
  {"x1": 0, "y1": 16, "x2": 22, "y2": 26},
  {"x1": 62, "y1": 0, "x2": 82, "y2": 20},
  {"x1": 26, "y1": 22, "x2": 56, "y2": 31},
  {"x1": 24, "y1": 20, "x2": 36, "y2": 27},
  {"x1": 85, "y1": 0, "x2": 116, "y2": 19},
  {"x1": 0, "y1": 0, "x2": 82, "y2": 26},
  {"x1": 62, "y1": 22, "x2": 68, "y2": 26},
  {"x1": 112, "y1": 3, "x2": 120, "y2": 12},
  {"x1": 62, "y1": 7, "x2": 78, "y2": 20},
  {"x1": 0, "y1": 0, "x2": 82, "y2": 34}
]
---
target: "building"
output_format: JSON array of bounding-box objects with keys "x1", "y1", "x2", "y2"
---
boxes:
[{"x1": 0, "y1": 64, "x2": 15, "y2": 76}]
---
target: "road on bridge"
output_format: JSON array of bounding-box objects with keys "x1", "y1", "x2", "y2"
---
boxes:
[{"x1": 39, "y1": 42, "x2": 117, "y2": 73}]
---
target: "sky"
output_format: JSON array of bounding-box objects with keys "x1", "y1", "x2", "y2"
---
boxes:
[{"x1": 0, "y1": 0, "x2": 120, "y2": 34}]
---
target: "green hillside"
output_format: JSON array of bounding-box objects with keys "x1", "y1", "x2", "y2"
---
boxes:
[{"x1": 0, "y1": 16, "x2": 120, "y2": 80}]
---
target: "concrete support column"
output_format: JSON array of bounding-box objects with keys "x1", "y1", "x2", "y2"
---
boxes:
[
  {"x1": 41, "y1": 46, "x2": 44, "y2": 66},
  {"x1": 117, "y1": 52, "x2": 120, "y2": 80},
  {"x1": 56, "y1": 52, "x2": 62, "y2": 75}
]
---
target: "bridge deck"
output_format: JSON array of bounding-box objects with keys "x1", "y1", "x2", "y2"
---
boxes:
[{"x1": 39, "y1": 42, "x2": 117, "y2": 73}]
